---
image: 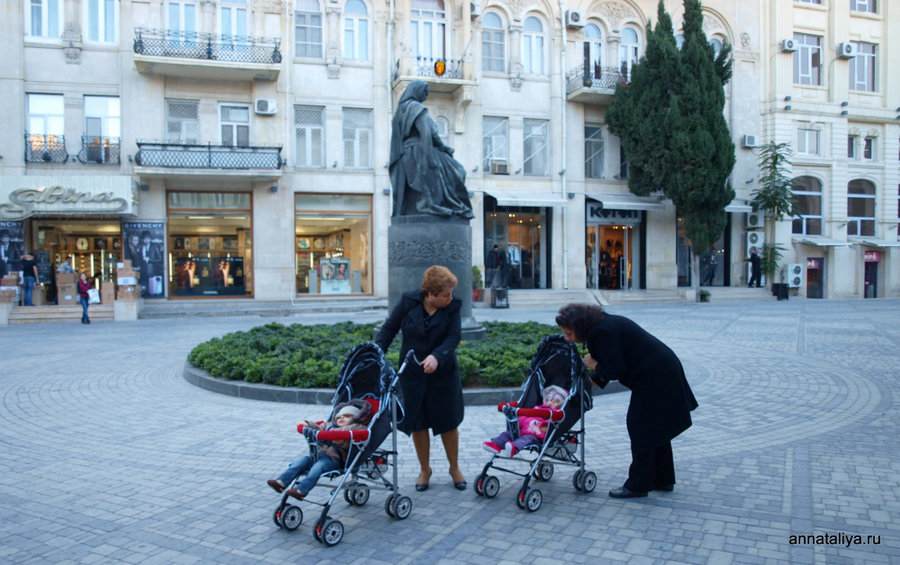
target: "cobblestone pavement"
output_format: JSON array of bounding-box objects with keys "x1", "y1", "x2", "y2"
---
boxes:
[{"x1": 1, "y1": 299, "x2": 899, "y2": 564}]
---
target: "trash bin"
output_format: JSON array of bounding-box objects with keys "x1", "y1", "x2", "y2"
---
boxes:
[
  {"x1": 772, "y1": 283, "x2": 789, "y2": 301},
  {"x1": 491, "y1": 287, "x2": 509, "y2": 308}
]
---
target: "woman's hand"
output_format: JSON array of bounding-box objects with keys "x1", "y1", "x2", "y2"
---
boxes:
[
  {"x1": 583, "y1": 353, "x2": 598, "y2": 371},
  {"x1": 421, "y1": 354, "x2": 439, "y2": 374}
]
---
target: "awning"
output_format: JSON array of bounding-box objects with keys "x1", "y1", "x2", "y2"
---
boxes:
[
  {"x1": 725, "y1": 200, "x2": 753, "y2": 213},
  {"x1": 484, "y1": 191, "x2": 568, "y2": 207},
  {"x1": 792, "y1": 236, "x2": 850, "y2": 247},
  {"x1": 855, "y1": 239, "x2": 900, "y2": 248},
  {"x1": 585, "y1": 193, "x2": 666, "y2": 210}
]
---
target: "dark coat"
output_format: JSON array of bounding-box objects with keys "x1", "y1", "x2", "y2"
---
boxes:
[
  {"x1": 585, "y1": 314, "x2": 697, "y2": 453},
  {"x1": 375, "y1": 289, "x2": 464, "y2": 435}
]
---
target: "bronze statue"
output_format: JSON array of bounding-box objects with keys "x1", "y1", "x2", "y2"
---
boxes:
[{"x1": 389, "y1": 80, "x2": 474, "y2": 219}]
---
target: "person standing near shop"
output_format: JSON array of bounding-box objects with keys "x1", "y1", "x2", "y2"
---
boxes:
[
  {"x1": 20, "y1": 252, "x2": 39, "y2": 306},
  {"x1": 748, "y1": 248, "x2": 761, "y2": 288},
  {"x1": 556, "y1": 303, "x2": 698, "y2": 498},
  {"x1": 375, "y1": 265, "x2": 467, "y2": 492},
  {"x1": 77, "y1": 272, "x2": 91, "y2": 324}
]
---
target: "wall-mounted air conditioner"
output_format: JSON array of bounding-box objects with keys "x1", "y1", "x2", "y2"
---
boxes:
[
  {"x1": 254, "y1": 98, "x2": 277, "y2": 115},
  {"x1": 745, "y1": 211, "x2": 764, "y2": 229},
  {"x1": 837, "y1": 42, "x2": 855, "y2": 59},
  {"x1": 491, "y1": 160, "x2": 510, "y2": 175},
  {"x1": 470, "y1": 2, "x2": 481, "y2": 18},
  {"x1": 746, "y1": 231, "x2": 764, "y2": 257},
  {"x1": 566, "y1": 10, "x2": 585, "y2": 29},
  {"x1": 742, "y1": 134, "x2": 759, "y2": 148},
  {"x1": 781, "y1": 39, "x2": 797, "y2": 52},
  {"x1": 786, "y1": 263, "x2": 804, "y2": 288}
]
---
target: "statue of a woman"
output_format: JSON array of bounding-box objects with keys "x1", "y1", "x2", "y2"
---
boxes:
[{"x1": 389, "y1": 80, "x2": 474, "y2": 219}]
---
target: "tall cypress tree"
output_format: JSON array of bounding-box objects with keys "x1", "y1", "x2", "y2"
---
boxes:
[{"x1": 607, "y1": 0, "x2": 735, "y2": 282}]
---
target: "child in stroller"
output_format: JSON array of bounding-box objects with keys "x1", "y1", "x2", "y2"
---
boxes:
[
  {"x1": 267, "y1": 400, "x2": 371, "y2": 499},
  {"x1": 482, "y1": 385, "x2": 568, "y2": 458}
]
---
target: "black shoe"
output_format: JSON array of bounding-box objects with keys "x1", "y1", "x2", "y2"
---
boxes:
[
  {"x1": 415, "y1": 468, "x2": 432, "y2": 492},
  {"x1": 609, "y1": 487, "x2": 648, "y2": 499},
  {"x1": 450, "y1": 472, "x2": 467, "y2": 490},
  {"x1": 653, "y1": 484, "x2": 674, "y2": 492}
]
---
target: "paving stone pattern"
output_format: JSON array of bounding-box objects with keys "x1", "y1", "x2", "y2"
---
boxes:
[{"x1": 1, "y1": 300, "x2": 899, "y2": 564}]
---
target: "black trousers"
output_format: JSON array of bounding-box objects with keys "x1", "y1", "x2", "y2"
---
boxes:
[{"x1": 624, "y1": 441, "x2": 675, "y2": 493}]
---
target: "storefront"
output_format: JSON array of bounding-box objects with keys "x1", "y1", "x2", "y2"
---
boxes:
[
  {"x1": 585, "y1": 196, "x2": 661, "y2": 291},
  {"x1": 295, "y1": 193, "x2": 372, "y2": 295},
  {"x1": 483, "y1": 195, "x2": 554, "y2": 289}
]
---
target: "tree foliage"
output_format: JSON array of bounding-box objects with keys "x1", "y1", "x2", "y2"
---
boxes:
[
  {"x1": 606, "y1": 0, "x2": 735, "y2": 253},
  {"x1": 751, "y1": 142, "x2": 797, "y2": 221}
]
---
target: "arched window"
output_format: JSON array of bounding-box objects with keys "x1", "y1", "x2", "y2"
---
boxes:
[
  {"x1": 675, "y1": 33, "x2": 685, "y2": 50},
  {"x1": 709, "y1": 36, "x2": 724, "y2": 57},
  {"x1": 295, "y1": 0, "x2": 322, "y2": 58},
  {"x1": 619, "y1": 26, "x2": 639, "y2": 81},
  {"x1": 584, "y1": 23, "x2": 603, "y2": 78},
  {"x1": 411, "y1": 0, "x2": 447, "y2": 61},
  {"x1": 791, "y1": 176, "x2": 822, "y2": 235},
  {"x1": 482, "y1": 11, "x2": 505, "y2": 72},
  {"x1": 522, "y1": 16, "x2": 545, "y2": 75},
  {"x1": 847, "y1": 180, "x2": 876, "y2": 236},
  {"x1": 343, "y1": 0, "x2": 368, "y2": 61}
]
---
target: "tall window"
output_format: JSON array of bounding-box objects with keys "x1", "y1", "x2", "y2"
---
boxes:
[
  {"x1": 85, "y1": 0, "x2": 117, "y2": 43},
  {"x1": 863, "y1": 137, "x2": 875, "y2": 161},
  {"x1": 343, "y1": 0, "x2": 368, "y2": 61},
  {"x1": 84, "y1": 96, "x2": 120, "y2": 162},
  {"x1": 849, "y1": 42, "x2": 877, "y2": 92},
  {"x1": 25, "y1": 0, "x2": 62, "y2": 39},
  {"x1": 410, "y1": 0, "x2": 447, "y2": 61},
  {"x1": 584, "y1": 23, "x2": 603, "y2": 78},
  {"x1": 585, "y1": 125, "x2": 605, "y2": 179},
  {"x1": 27, "y1": 93, "x2": 65, "y2": 159},
  {"x1": 619, "y1": 27, "x2": 639, "y2": 81},
  {"x1": 797, "y1": 128, "x2": 820, "y2": 155},
  {"x1": 295, "y1": 105, "x2": 324, "y2": 168},
  {"x1": 220, "y1": 105, "x2": 250, "y2": 147},
  {"x1": 482, "y1": 12, "x2": 505, "y2": 72},
  {"x1": 791, "y1": 176, "x2": 822, "y2": 235},
  {"x1": 482, "y1": 116, "x2": 508, "y2": 172},
  {"x1": 343, "y1": 108, "x2": 372, "y2": 169},
  {"x1": 793, "y1": 33, "x2": 821, "y2": 85},
  {"x1": 848, "y1": 136, "x2": 857, "y2": 159},
  {"x1": 850, "y1": 0, "x2": 876, "y2": 13},
  {"x1": 522, "y1": 16, "x2": 545, "y2": 75},
  {"x1": 166, "y1": 99, "x2": 200, "y2": 143},
  {"x1": 847, "y1": 180, "x2": 875, "y2": 236},
  {"x1": 168, "y1": 1, "x2": 197, "y2": 37},
  {"x1": 295, "y1": 0, "x2": 323, "y2": 58},
  {"x1": 523, "y1": 119, "x2": 548, "y2": 176}
]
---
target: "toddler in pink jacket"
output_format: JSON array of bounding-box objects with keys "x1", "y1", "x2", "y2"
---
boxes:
[{"x1": 482, "y1": 385, "x2": 567, "y2": 457}]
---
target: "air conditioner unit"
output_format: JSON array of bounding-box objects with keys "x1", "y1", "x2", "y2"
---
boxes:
[
  {"x1": 746, "y1": 231, "x2": 764, "y2": 256},
  {"x1": 837, "y1": 42, "x2": 855, "y2": 59},
  {"x1": 746, "y1": 262, "x2": 766, "y2": 286},
  {"x1": 566, "y1": 10, "x2": 585, "y2": 29},
  {"x1": 742, "y1": 134, "x2": 760, "y2": 148},
  {"x1": 780, "y1": 39, "x2": 797, "y2": 53},
  {"x1": 745, "y1": 211, "x2": 764, "y2": 229},
  {"x1": 491, "y1": 160, "x2": 510, "y2": 175},
  {"x1": 470, "y1": 1, "x2": 481, "y2": 18},
  {"x1": 786, "y1": 263, "x2": 804, "y2": 288},
  {"x1": 254, "y1": 98, "x2": 277, "y2": 115}
]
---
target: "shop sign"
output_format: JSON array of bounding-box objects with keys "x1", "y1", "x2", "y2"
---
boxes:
[
  {"x1": 805, "y1": 257, "x2": 822, "y2": 270},
  {"x1": 0, "y1": 176, "x2": 136, "y2": 220},
  {"x1": 864, "y1": 251, "x2": 881, "y2": 263},
  {"x1": 586, "y1": 204, "x2": 641, "y2": 224}
]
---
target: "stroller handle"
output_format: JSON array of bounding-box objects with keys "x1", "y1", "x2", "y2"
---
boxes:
[
  {"x1": 397, "y1": 349, "x2": 419, "y2": 373},
  {"x1": 497, "y1": 402, "x2": 565, "y2": 422}
]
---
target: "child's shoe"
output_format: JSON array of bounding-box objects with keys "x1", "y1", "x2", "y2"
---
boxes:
[
  {"x1": 286, "y1": 488, "x2": 305, "y2": 500},
  {"x1": 501, "y1": 442, "x2": 518, "y2": 458},
  {"x1": 267, "y1": 479, "x2": 285, "y2": 493},
  {"x1": 482, "y1": 441, "x2": 501, "y2": 454}
]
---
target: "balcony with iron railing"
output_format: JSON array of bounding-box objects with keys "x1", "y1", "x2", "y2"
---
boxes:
[
  {"x1": 25, "y1": 134, "x2": 68, "y2": 164},
  {"x1": 393, "y1": 55, "x2": 475, "y2": 95},
  {"x1": 76, "y1": 136, "x2": 121, "y2": 165},
  {"x1": 133, "y1": 28, "x2": 282, "y2": 81},
  {"x1": 566, "y1": 63, "x2": 630, "y2": 105},
  {"x1": 134, "y1": 141, "x2": 283, "y2": 179}
]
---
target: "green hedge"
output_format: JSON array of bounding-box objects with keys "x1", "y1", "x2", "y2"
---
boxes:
[{"x1": 187, "y1": 321, "x2": 561, "y2": 389}]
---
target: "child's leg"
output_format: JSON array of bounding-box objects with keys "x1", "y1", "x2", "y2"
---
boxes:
[
  {"x1": 490, "y1": 430, "x2": 512, "y2": 446},
  {"x1": 294, "y1": 455, "x2": 341, "y2": 495},
  {"x1": 513, "y1": 434, "x2": 541, "y2": 451},
  {"x1": 277, "y1": 454, "x2": 314, "y2": 486}
]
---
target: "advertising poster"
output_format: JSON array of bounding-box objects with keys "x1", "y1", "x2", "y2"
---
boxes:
[
  {"x1": 320, "y1": 258, "x2": 351, "y2": 294},
  {"x1": 122, "y1": 222, "x2": 166, "y2": 298},
  {"x1": 0, "y1": 220, "x2": 25, "y2": 277},
  {"x1": 174, "y1": 256, "x2": 245, "y2": 296}
]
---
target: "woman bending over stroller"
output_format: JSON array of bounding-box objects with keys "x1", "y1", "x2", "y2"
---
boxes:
[
  {"x1": 482, "y1": 385, "x2": 567, "y2": 457},
  {"x1": 267, "y1": 400, "x2": 372, "y2": 500}
]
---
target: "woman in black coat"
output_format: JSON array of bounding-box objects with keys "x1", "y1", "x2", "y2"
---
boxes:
[
  {"x1": 375, "y1": 265, "x2": 467, "y2": 492},
  {"x1": 556, "y1": 303, "x2": 698, "y2": 498}
]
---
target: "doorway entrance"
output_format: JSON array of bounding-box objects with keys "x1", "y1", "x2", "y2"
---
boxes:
[{"x1": 586, "y1": 225, "x2": 632, "y2": 290}]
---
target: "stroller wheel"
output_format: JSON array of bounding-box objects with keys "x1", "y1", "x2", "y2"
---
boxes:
[
  {"x1": 273, "y1": 506, "x2": 284, "y2": 529},
  {"x1": 279, "y1": 504, "x2": 303, "y2": 531},
  {"x1": 521, "y1": 488, "x2": 542, "y2": 512},
  {"x1": 320, "y1": 519, "x2": 344, "y2": 546},
  {"x1": 473, "y1": 472, "x2": 486, "y2": 496},
  {"x1": 581, "y1": 471, "x2": 597, "y2": 493},
  {"x1": 351, "y1": 485, "x2": 370, "y2": 506},
  {"x1": 573, "y1": 470, "x2": 584, "y2": 491},
  {"x1": 537, "y1": 462, "x2": 554, "y2": 482},
  {"x1": 384, "y1": 495, "x2": 395, "y2": 518},
  {"x1": 482, "y1": 475, "x2": 500, "y2": 499},
  {"x1": 391, "y1": 495, "x2": 413, "y2": 520}
]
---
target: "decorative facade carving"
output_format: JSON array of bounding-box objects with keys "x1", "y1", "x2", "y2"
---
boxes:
[
  {"x1": 255, "y1": 0, "x2": 286, "y2": 13},
  {"x1": 62, "y1": 23, "x2": 82, "y2": 65},
  {"x1": 502, "y1": 0, "x2": 526, "y2": 21},
  {"x1": 389, "y1": 240, "x2": 472, "y2": 264},
  {"x1": 597, "y1": 2, "x2": 635, "y2": 26}
]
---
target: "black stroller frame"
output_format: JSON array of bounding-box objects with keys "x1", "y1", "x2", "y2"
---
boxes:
[
  {"x1": 474, "y1": 335, "x2": 596, "y2": 511},
  {"x1": 272, "y1": 344, "x2": 415, "y2": 546}
]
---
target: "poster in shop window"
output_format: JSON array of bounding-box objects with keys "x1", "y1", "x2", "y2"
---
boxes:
[
  {"x1": 173, "y1": 256, "x2": 245, "y2": 296},
  {"x1": 121, "y1": 222, "x2": 166, "y2": 298},
  {"x1": 319, "y1": 258, "x2": 351, "y2": 294},
  {"x1": 0, "y1": 220, "x2": 25, "y2": 278}
]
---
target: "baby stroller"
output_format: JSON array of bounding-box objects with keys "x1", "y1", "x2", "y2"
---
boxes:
[
  {"x1": 474, "y1": 334, "x2": 595, "y2": 511},
  {"x1": 272, "y1": 343, "x2": 413, "y2": 546}
]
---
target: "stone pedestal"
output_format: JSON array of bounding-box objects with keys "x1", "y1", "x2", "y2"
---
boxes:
[
  {"x1": 388, "y1": 215, "x2": 485, "y2": 340},
  {"x1": 114, "y1": 298, "x2": 143, "y2": 321}
]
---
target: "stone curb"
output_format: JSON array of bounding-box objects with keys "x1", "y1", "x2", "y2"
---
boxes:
[{"x1": 183, "y1": 362, "x2": 625, "y2": 406}]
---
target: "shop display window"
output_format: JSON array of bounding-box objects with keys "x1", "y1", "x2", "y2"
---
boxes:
[
  {"x1": 167, "y1": 191, "x2": 252, "y2": 298},
  {"x1": 295, "y1": 193, "x2": 371, "y2": 295},
  {"x1": 484, "y1": 203, "x2": 547, "y2": 289}
]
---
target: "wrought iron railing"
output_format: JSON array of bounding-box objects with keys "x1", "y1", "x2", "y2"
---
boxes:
[
  {"x1": 413, "y1": 57, "x2": 464, "y2": 80},
  {"x1": 76, "y1": 136, "x2": 121, "y2": 165},
  {"x1": 24, "y1": 133, "x2": 68, "y2": 163},
  {"x1": 566, "y1": 64, "x2": 630, "y2": 94},
  {"x1": 135, "y1": 141, "x2": 283, "y2": 170},
  {"x1": 133, "y1": 28, "x2": 282, "y2": 64}
]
